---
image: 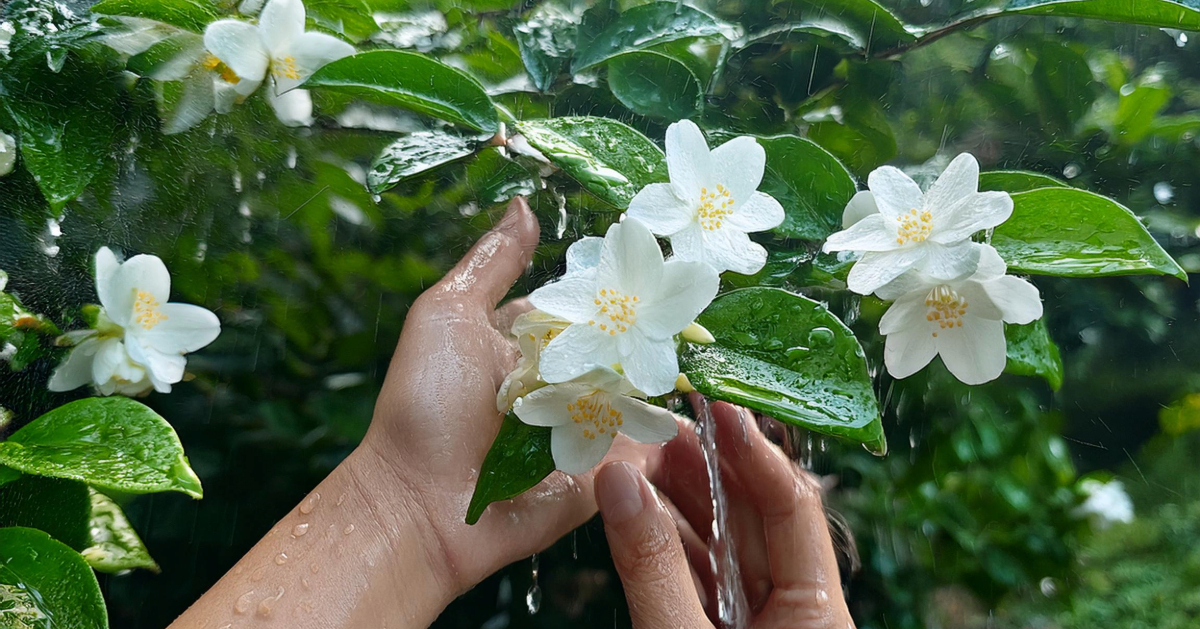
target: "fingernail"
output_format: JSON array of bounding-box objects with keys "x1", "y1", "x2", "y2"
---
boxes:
[
  {"x1": 498, "y1": 196, "x2": 528, "y2": 229},
  {"x1": 597, "y1": 462, "x2": 645, "y2": 524}
]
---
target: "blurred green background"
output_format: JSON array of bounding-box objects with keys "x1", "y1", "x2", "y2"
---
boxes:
[{"x1": 2, "y1": 0, "x2": 1200, "y2": 627}]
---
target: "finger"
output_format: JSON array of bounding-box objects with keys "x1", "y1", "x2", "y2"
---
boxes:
[
  {"x1": 493, "y1": 297, "x2": 533, "y2": 334},
  {"x1": 648, "y1": 414, "x2": 714, "y2": 544},
  {"x1": 429, "y1": 197, "x2": 539, "y2": 314},
  {"x1": 659, "y1": 492, "x2": 714, "y2": 616},
  {"x1": 596, "y1": 462, "x2": 713, "y2": 629},
  {"x1": 710, "y1": 403, "x2": 850, "y2": 625}
]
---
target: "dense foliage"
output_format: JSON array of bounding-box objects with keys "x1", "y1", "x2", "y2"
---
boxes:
[{"x1": 1, "y1": 0, "x2": 1199, "y2": 627}]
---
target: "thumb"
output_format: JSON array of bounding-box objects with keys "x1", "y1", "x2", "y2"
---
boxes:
[
  {"x1": 597, "y1": 462, "x2": 713, "y2": 629},
  {"x1": 432, "y1": 196, "x2": 539, "y2": 313}
]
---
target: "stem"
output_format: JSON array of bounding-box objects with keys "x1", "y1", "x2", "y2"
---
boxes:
[{"x1": 873, "y1": 9, "x2": 1007, "y2": 59}]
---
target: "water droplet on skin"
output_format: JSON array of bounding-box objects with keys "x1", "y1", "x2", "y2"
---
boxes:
[
  {"x1": 235, "y1": 591, "x2": 255, "y2": 614},
  {"x1": 310, "y1": 563, "x2": 320, "y2": 574},
  {"x1": 292, "y1": 523, "x2": 310, "y2": 537},
  {"x1": 343, "y1": 524, "x2": 355, "y2": 535},
  {"x1": 275, "y1": 552, "x2": 289, "y2": 565},
  {"x1": 250, "y1": 566, "x2": 266, "y2": 582},
  {"x1": 336, "y1": 493, "x2": 347, "y2": 506},
  {"x1": 257, "y1": 588, "x2": 285, "y2": 617},
  {"x1": 299, "y1": 493, "x2": 320, "y2": 515}
]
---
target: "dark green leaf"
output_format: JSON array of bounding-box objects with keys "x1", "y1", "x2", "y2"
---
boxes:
[
  {"x1": 304, "y1": 50, "x2": 501, "y2": 133},
  {"x1": 1004, "y1": 0, "x2": 1200, "y2": 30},
  {"x1": 773, "y1": 0, "x2": 917, "y2": 52},
  {"x1": 0, "y1": 397, "x2": 204, "y2": 498},
  {"x1": 466, "y1": 413, "x2": 554, "y2": 525},
  {"x1": 461, "y1": 147, "x2": 539, "y2": 206},
  {"x1": 0, "y1": 527, "x2": 108, "y2": 629},
  {"x1": 0, "y1": 476, "x2": 91, "y2": 550},
  {"x1": 90, "y1": 0, "x2": 219, "y2": 32},
  {"x1": 514, "y1": 2, "x2": 584, "y2": 92},
  {"x1": 368, "y1": 131, "x2": 479, "y2": 194},
  {"x1": 82, "y1": 489, "x2": 160, "y2": 574},
  {"x1": 514, "y1": 117, "x2": 667, "y2": 209},
  {"x1": 0, "y1": 466, "x2": 20, "y2": 488},
  {"x1": 1031, "y1": 42, "x2": 1095, "y2": 131},
  {"x1": 979, "y1": 170, "x2": 1068, "y2": 194},
  {"x1": 1005, "y1": 319, "x2": 1064, "y2": 390},
  {"x1": 571, "y1": 2, "x2": 733, "y2": 73},
  {"x1": 681, "y1": 288, "x2": 886, "y2": 454},
  {"x1": 807, "y1": 100, "x2": 897, "y2": 172},
  {"x1": 993, "y1": 188, "x2": 1186, "y2": 280},
  {"x1": 607, "y1": 48, "x2": 705, "y2": 120}
]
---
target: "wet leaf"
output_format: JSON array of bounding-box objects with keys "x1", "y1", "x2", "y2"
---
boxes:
[
  {"x1": 0, "y1": 276, "x2": 63, "y2": 371},
  {"x1": 0, "y1": 527, "x2": 107, "y2": 629},
  {"x1": 513, "y1": 2, "x2": 584, "y2": 92},
  {"x1": 993, "y1": 188, "x2": 1186, "y2": 281},
  {"x1": 0, "y1": 467, "x2": 20, "y2": 488},
  {"x1": 514, "y1": 117, "x2": 667, "y2": 209},
  {"x1": 0, "y1": 397, "x2": 204, "y2": 499},
  {"x1": 681, "y1": 288, "x2": 886, "y2": 454},
  {"x1": 773, "y1": 0, "x2": 916, "y2": 53},
  {"x1": 306, "y1": 0, "x2": 377, "y2": 42},
  {"x1": 979, "y1": 170, "x2": 1068, "y2": 194},
  {"x1": 571, "y1": 2, "x2": 734, "y2": 73},
  {"x1": 90, "y1": 0, "x2": 219, "y2": 32},
  {"x1": 1005, "y1": 319, "x2": 1064, "y2": 390},
  {"x1": 807, "y1": 99, "x2": 897, "y2": 172},
  {"x1": 466, "y1": 412, "x2": 554, "y2": 525},
  {"x1": 305, "y1": 50, "x2": 501, "y2": 133},
  {"x1": 368, "y1": 131, "x2": 479, "y2": 194},
  {"x1": 82, "y1": 489, "x2": 160, "y2": 574},
  {"x1": 607, "y1": 46, "x2": 706, "y2": 120},
  {"x1": 1003, "y1": 0, "x2": 1200, "y2": 30},
  {"x1": 0, "y1": 476, "x2": 91, "y2": 551}
]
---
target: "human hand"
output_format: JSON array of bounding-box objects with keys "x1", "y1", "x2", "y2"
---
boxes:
[
  {"x1": 595, "y1": 395, "x2": 855, "y2": 628},
  {"x1": 361, "y1": 196, "x2": 657, "y2": 600}
]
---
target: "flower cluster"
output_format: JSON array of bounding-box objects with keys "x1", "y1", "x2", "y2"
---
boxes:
[
  {"x1": 48, "y1": 248, "x2": 220, "y2": 396},
  {"x1": 823, "y1": 154, "x2": 1043, "y2": 385},
  {"x1": 504, "y1": 120, "x2": 784, "y2": 474}
]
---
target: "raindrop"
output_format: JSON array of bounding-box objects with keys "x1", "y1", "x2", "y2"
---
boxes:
[
  {"x1": 696, "y1": 397, "x2": 751, "y2": 627},
  {"x1": 1162, "y1": 28, "x2": 1189, "y2": 47},
  {"x1": 1040, "y1": 577, "x2": 1058, "y2": 597},
  {"x1": 257, "y1": 588, "x2": 285, "y2": 617},
  {"x1": 336, "y1": 493, "x2": 347, "y2": 506},
  {"x1": 286, "y1": 145, "x2": 298, "y2": 169},
  {"x1": 1154, "y1": 181, "x2": 1174, "y2": 204},
  {"x1": 526, "y1": 554, "x2": 541, "y2": 615},
  {"x1": 235, "y1": 591, "x2": 255, "y2": 614},
  {"x1": 292, "y1": 523, "x2": 309, "y2": 537},
  {"x1": 807, "y1": 327, "x2": 835, "y2": 348},
  {"x1": 274, "y1": 552, "x2": 289, "y2": 565},
  {"x1": 1062, "y1": 162, "x2": 1082, "y2": 179},
  {"x1": 309, "y1": 563, "x2": 320, "y2": 574},
  {"x1": 343, "y1": 524, "x2": 355, "y2": 535},
  {"x1": 299, "y1": 492, "x2": 320, "y2": 515}
]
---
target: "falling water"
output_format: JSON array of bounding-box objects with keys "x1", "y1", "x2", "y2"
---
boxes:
[
  {"x1": 696, "y1": 396, "x2": 750, "y2": 629},
  {"x1": 525, "y1": 554, "x2": 542, "y2": 615}
]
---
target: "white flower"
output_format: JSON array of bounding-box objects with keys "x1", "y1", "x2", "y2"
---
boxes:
[
  {"x1": 204, "y1": 0, "x2": 355, "y2": 126},
  {"x1": 529, "y1": 217, "x2": 719, "y2": 396},
  {"x1": 0, "y1": 130, "x2": 14, "y2": 176},
  {"x1": 1075, "y1": 479, "x2": 1134, "y2": 530},
  {"x1": 876, "y1": 245, "x2": 1042, "y2": 385},
  {"x1": 496, "y1": 309, "x2": 569, "y2": 412},
  {"x1": 626, "y1": 120, "x2": 785, "y2": 275},
  {"x1": 823, "y1": 153, "x2": 1014, "y2": 295},
  {"x1": 49, "y1": 248, "x2": 221, "y2": 395},
  {"x1": 513, "y1": 367, "x2": 677, "y2": 474}
]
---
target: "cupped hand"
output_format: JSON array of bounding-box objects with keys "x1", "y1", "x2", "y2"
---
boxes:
[
  {"x1": 363, "y1": 196, "x2": 656, "y2": 598},
  {"x1": 595, "y1": 394, "x2": 855, "y2": 628}
]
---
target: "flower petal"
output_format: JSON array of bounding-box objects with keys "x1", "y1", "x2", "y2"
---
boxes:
[
  {"x1": 627, "y1": 183, "x2": 694, "y2": 236},
  {"x1": 982, "y1": 276, "x2": 1042, "y2": 325},
  {"x1": 94, "y1": 247, "x2": 121, "y2": 311},
  {"x1": 610, "y1": 395, "x2": 678, "y2": 444},
  {"x1": 665, "y1": 223, "x2": 704, "y2": 265},
  {"x1": 136, "y1": 303, "x2": 221, "y2": 354},
  {"x1": 665, "y1": 120, "x2": 710, "y2": 203},
  {"x1": 528, "y1": 275, "x2": 598, "y2": 323},
  {"x1": 923, "y1": 153, "x2": 978, "y2": 220},
  {"x1": 565, "y1": 237, "x2": 603, "y2": 277},
  {"x1": 47, "y1": 337, "x2": 101, "y2": 392},
  {"x1": 126, "y1": 340, "x2": 187, "y2": 388},
  {"x1": 599, "y1": 218, "x2": 663, "y2": 298},
  {"x1": 931, "y1": 191, "x2": 1013, "y2": 244},
  {"x1": 936, "y1": 317, "x2": 1007, "y2": 385},
  {"x1": 726, "y1": 191, "x2": 785, "y2": 233},
  {"x1": 614, "y1": 327, "x2": 679, "y2": 396},
  {"x1": 204, "y1": 20, "x2": 269, "y2": 82},
  {"x1": 971, "y1": 244, "x2": 1008, "y2": 281},
  {"x1": 259, "y1": 0, "x2": 305, "y2": 54},
  {"x1": 919, "y1": 240, "x2": 981, "y2": 282},
  {"x1": 822, "y1": 214, "x2": 898, "y2": 253},
  {"x1": 277, "y1": 31, "x2": 355, "y2": 92},
  {"x1": 636, "y1": 259, "x2": 719, "y2": 339},
  {"x1": 702, "y1": 228, "x2": 767, "y2": 275},
  {"x1": 874, "y1": 271, "x2": 930, "y2": 302},
  {"x1": 867, "y1": 166, "x2": 924, "y2": 221},
  {"x1": 878, "y1": 289, "x2": 927, "y2": 335},
  {"x1": 551, "y1": 424, "x2": 615, "y2": 475},
  {"x1": 883, "y1": 325, "x2": 937, "y2": 380},
  {"x1": 709, "y1": 135, "x2": 765, "y2": 208},
  {"x1": 538, "y1": 323, "x2": 619, "y2": 384},
  {"x1": 846, "y1": 247, "x2": 927, "y2": 295},
  {"x1": 513, "y1": 383, "x2": 595, "y2": 427},
  {"x1": 267, "y1": 85, "x2": 313, "y2": 127},
  {"x1": 163, "y1": 72, "x2": 216, "y2": 135},
  {"x1": 842, "y1": 190, "x2": 878, "y2": 228},
  {"x1": 106, "y1": 254, "x2": 172, "y2": 329}
]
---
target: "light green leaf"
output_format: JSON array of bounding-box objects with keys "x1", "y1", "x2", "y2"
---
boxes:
[
  {"x1": 368, "y1": 131, "x2": 479, "y2": 194},
  {"x1": 571, "y1": 2, "x2": 734, "y2": 73},
  {"x1": 82, "y1": 489, "x2": 160, "y2": 574},
  {"x1": 304, "y1": 50, "x2": 501, "y2": 133},
  {"x1": 514, "y1": 117, "x2": 667, "y2": 209},
  {"x1": 1112, "y1": 75, "x2": 1172, "y2": 144},
  {"x1": 306, "y1": 0, "x2": 378, "y2": 42},
  {"x1": 681, "y1": 288, "x2": 886, "y2": 454},
  {"x1": 1004, "y1": 0, "x2": 1200, "y2": 30},
  {"x1": 466, "y1": 413, "x2": 554, "y2": 525},
  {"x1": 1005, "y1": 319, "x2": 1064, "y2": 390},
  {"x1": 993, "y1": 188, "x2": 1186, "y2": 280},
  {"x1": 514, "y1": 2, "x2": 584, "y2": 92},
  {"x1": 773, "y1": 0, "x2": 917, "y2": 52},
  {"x1": 91, "y1": 0, "x2": 220, "y2": 32},
  {"x1": 979, "y1": 170, "x2": 1068, "y2": 194},
  {"x1": 0, "y1": 527, "x2": 108, "y2": 629},
  {"x1": 0, "y1": 397, "x2": 204, "y2": 499}
]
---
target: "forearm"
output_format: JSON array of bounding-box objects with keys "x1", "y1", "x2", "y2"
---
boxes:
[{"x1": 168, "y1": 444, "x2": 455, "y2": 628}]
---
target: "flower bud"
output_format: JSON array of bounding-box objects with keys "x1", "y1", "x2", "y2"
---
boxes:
[
  {"x1": 674, "y1": 373, "x2": 695, "y2": 393},
  {"x1": 0, "y1": 131, "x2": 15, "y2": 177},
  {"x1": 681, "y1": 321, "x2": 715, "y2": 344}
]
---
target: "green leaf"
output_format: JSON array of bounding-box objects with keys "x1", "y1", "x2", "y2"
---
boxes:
[
  {"x1": 681, "y1": 288, "x2": 886, "y2": 454},
  {"x1": 571, "y1": 2, "x2": 733, "y2": 73},
  {"x1": 0, "y1": 280, "x2": 62, "y2": 371},
  {"x1": 773, "y1": 0, "x2": 917, "y2": 52},
  {"x1": 514, "y1": 2, "x2": 584, "y2": 92},
  {"x1": 0, "y1": 476, "x2": 91, "y2": 550},
  {"x1": 90, "y1": 0, "x2": 220, "y2": 32},
  {"x1": 807, "y1": 99, "x2": 897, "y2": 172},
  {"x1": 304, "y1": 50, "x2": 501, "y2": 133},
  {"x1": 466, "y1": 413, "x2": 555, "y2": 525},
  {"x1": 1005, "y1": 319, "x2": 1064, "y2": 390},
  {"x1": 978, "y1": 170, "x2": 1068, "y2": 194},
  {"x1": 0, "y1": 466, "x2": 20, "y2": 488},
  {"x1": 0, "y1": 527, "x2": 108, "y2": 629},
  {"x1": 993, "y1": 188, "x2": 1186, "y2": 281},
  {"x1": 368, "y1": 131, "x2": 479, "y2": 194},
  {"x1": 607, "y1": 47, "x2": 706, "y2": 120},
  {"x1": 0, "y1": 397, "x2": 204, "y2": 499},
  {"x1": 1031, "y1": 42, "x2": 1096, "y2": 131},
  {"x1": 82, "y1": 489, "x2": 160, "y2": 574},
  {"x1": 514, "y1": 117, "x2": 667, "y2": 209},
  {"x1": 306, "y1": 0, "x2": 378, "y2": 42},
  {"x1": 1111, "y1": 74, "x2": 1172, "y2": 144},
  {"x1": 1004, "y1": 0, "x2": 1200, "y2": 30},
  {"x1": 711, "y1": 131, "x2": 856, "y2": 240}
]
